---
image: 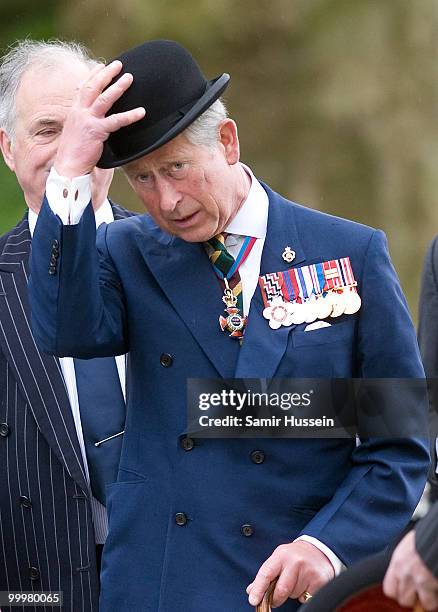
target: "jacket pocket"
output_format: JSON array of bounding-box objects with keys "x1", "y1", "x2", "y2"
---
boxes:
[{"x1": 293, "y1": 319, "x2": 356, "y2": 348}]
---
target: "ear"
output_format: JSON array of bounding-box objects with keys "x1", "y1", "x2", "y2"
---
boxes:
[
  {"x1": 0, "y1": 129, "x2": 15, "y2": 171},
  {"x1": 218, "y1": 119, "x2": 240, "y2": 165}
]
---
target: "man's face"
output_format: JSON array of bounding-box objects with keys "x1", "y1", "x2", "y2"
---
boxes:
[
  {"x1": 0, "y1": 60, "x2": 113, "y2": 213},
  {"x1": 123, "y1": 120, "x2": 243, "y2": 242}
]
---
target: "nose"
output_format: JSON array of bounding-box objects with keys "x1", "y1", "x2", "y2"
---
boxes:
[{"x1": 156, "y1": 177, "x2": 182, "y2": 213}]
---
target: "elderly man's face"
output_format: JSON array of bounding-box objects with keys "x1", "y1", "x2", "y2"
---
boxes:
[
  {"x1": 124, "y1": 120, "x2": 243, "y2": 242},
  {"x1": 0, "y1": 59, "x2": 113, "y2": 213}
]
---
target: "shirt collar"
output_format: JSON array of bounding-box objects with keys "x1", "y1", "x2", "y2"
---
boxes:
[
  {"x1": 225, "y1": 164, "x2": 268, "y2": 240},
  {"x1": 28, "y1": 199, "x2": 113, "y2": 238}
]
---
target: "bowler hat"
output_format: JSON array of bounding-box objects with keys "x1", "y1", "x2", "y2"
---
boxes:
[
  {"x1": 97, "y1": 40, "x2": 230, "y2": 168},
  {"x1": 298, "y1": 550, "x2": 424, "y2": 611}
]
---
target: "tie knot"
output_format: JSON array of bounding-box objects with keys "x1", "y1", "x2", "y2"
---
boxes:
[
  {"x1": 204, "y1": 233, "x2": 235, "y2": 276},
  {"x1": 206, "y1": 233, "x2": 227, "y2": 251}
]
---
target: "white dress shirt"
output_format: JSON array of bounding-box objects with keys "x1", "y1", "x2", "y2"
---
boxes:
[
  {"x1": 29, "y1": 201, "x2": 126, "y2": 544},
  {"x1": 44, "y1": 165, "x2": 344, "y2": 572}
]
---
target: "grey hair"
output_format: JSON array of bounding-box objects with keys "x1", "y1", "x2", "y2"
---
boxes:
[
  {"x1": 0, "y1": 39, "x2": 99, "y2": 139},
  {"x1": 183, "y1": 98, "x2": 228, "y2": 148}
]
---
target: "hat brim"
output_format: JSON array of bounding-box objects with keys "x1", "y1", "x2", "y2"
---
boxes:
[
  {"x1": 298, "y1": 551, "x2": 412, "y2": 611},
  {"x1": 97, "y1": 73, "x2": 230, "y2": 169}
]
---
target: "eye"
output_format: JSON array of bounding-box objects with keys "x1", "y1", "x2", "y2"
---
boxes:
[
  {"x1": 36, "y1": 128, "x2": 59, "y2": 138},
  {"x1": 136, "y1": 173, "x2": 151, "y2": 183},
  {"x1": 168, "y1": 161, "x2": 188, "y2": 177},
  {"x1": 172, "y1": 162, "x2": 185, "y2": 170}
]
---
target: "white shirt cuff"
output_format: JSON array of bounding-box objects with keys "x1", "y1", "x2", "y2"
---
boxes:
[
  {"x1": 46, "y1": 167, "x2": 92, "y2": 225},
  {"x1": 294, "y1": 535, "x2": 345, "y2": 576}
]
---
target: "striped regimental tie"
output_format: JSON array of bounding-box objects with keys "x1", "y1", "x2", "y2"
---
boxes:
[{"x1": 205, "y1": 233, "x2": 243, "y2": 312}]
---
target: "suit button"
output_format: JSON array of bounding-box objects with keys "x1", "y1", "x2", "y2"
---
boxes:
[
  {"x1": 52, "y1": 239, "x2": 59, "y2": 248},
  {"x1": 48, "y1": 265, "x2": 57, "y2": 275},
  {"x1": 0, "y1": 423, "x2": 10, "y2": 437},
  {"x1": 181, "y1": 437, "x2": 195, "y2": 451},
  {"x1": 175, "y1": 512, "x2": 188, "y2": 526},
  {"x1": 29, "y1": 566, "x2": 40, "y2": 581},
  {"x1": 250, "y1": 450, "x2": 265, "y2": 464},
  {"x1": 160, "y1": 353, "x2": 173, "y2": 367},
  {"x1": 20, "y1": 495, "x2": 32, "y2": 509},
  {"x1": 241, "y1": 524, "x2": 254, "y2": 537}
]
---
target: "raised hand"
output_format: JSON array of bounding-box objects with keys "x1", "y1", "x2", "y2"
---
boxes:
[{"x1": 55, "y1": 60, "x2": 145, "y2": 178}]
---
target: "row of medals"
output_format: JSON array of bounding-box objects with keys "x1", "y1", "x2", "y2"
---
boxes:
[{"x1": 263, "y1": 286, "x2": 361, "y2": 329}]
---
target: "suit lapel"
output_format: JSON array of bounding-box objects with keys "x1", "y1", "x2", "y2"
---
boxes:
[
  {"x1": 137, "y1": 220, "x2": 240, "y2": 379},
  {"x1": 138, "y1": 187, "x2": 306, "y2": 381},
  {"x1": 235, "y1": 186, "x2": 306, "y2": 379},
  {"x1": 0, "y1": 216, "x2": 88, "y2": 494}
]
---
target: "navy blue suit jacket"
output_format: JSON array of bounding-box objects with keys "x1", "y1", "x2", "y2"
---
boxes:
[
  {"x1": 0, "y1": 203, "x2": 131, "y2": 612},
  {"x1": 29, "y1": 183, "x2": 429, "y2": 612}
]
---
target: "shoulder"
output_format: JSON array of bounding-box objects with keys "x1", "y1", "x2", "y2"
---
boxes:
[
  {"x1": 99, "y1": 210, "x2": 171, "y2": 250},
  {"x1": 262, "y1": 181, "x2": 380, "y2": 257},
  {"x1": 0, "y1": 213, "x2": 29, "y2": 253},
  {"x1": 269, "y1": 184, "x2": 374, "y2": 234},
  {"x1": 423, "y1": 234, "x2": 438, "y2": 271},
  {"x1": 109, "y1": 200, "x2": 137, "y2": 220}
]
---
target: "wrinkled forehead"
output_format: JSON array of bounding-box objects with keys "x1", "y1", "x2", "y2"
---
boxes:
[
  {"x1": 20, "y1": 57, "x2": 92, "y2": 94},
  {"x1": 15, "y1": 59, "x2": 92, "y2": 119}
]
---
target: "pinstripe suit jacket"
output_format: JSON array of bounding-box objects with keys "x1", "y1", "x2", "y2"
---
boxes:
[{"x1": 0, "y1": 203, "x2": 132, "y2": 612}]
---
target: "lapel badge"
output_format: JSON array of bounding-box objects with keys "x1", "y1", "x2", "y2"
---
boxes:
[{"x1": 282, "y1": 246, "x2": 296, "y2": 263}]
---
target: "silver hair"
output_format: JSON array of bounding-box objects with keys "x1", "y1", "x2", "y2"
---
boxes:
[
  {"x1": 0, "y1": 39, "x2": 98, "y2": 139},
  {"x1": 183, "y1": 98, "x2": 228, "y2": 148}
]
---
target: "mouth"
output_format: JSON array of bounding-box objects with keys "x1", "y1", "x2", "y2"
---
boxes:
[{"x1": 171, "y1": 211, "x2": 200, "y2": 229}]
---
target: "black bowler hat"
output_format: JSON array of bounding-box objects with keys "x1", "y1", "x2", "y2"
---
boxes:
[{"x1": 97, "y1": 40, "x2": 230, "y2": 169}]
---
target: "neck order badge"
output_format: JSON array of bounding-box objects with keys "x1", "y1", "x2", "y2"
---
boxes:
[{"x1": 205, "y1": 234, "x2": 256, "y2": 339}]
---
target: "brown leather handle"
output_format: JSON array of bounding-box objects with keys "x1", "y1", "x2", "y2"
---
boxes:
[{"x1": 255, "y1": 580, "x2": 277, "y2": 612}]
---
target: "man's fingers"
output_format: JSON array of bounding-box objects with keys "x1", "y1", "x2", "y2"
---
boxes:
[
  {"x1": 80, "y1": 60, "x2": 123, "y2": 107},
  {"x1": 248, "y1": 556, "x2": 283, "y2": 606},
  {"x1": 395, "y1": 583, "x2": 417, "y2": 609},
  {"x1": 270, "y1": 568, "x2": 298, "y2": 608},
  {"x1": 102, "y1": 107, "x2": 146, "y2": 134},
  {"x1": 382, "y1": 561, "x2": 398, "y2": 599},
  {"x1": 93, "y1": 72, "x2": 134, "y2": 116},
  {"x1": 418, "y1": 586, "x2": 438, "y2": 611}
]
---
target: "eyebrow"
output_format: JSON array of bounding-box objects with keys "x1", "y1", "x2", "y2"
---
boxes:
[{"x1": 31, "y1": 118, "x2": 62, "y2": 131}]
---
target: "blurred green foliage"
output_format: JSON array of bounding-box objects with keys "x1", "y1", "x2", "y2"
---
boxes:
[{"x1": 1, "y1": 0, "x2": 438, "y2": 319}]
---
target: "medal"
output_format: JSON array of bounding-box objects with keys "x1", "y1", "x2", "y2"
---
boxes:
[
  {"x1": 208, "y1": 236, "x2": 256, "y2": 340},
  {"x1": 315, "y1": 295, "x2": 333, "y2": 319},
  {"x1": 338, "y1": 258, "x2": 361, "y2": 315},
  {"x1": 263, "y1": 297, "x2": 294, "y2": 329},
  {"x1": 290, "y1": 301, "x2": 307, "y2": 325},
  {"x1": 303, "y1": 298, "x2": 319, "y2": 324},
  {"x1": 328, "y1": 290, "x2": 345, "y2": 317},
  {"x1": 259, "y1": 256, "x2": 361, "y2": 330},
  {"x1": 343, "y1": 289, "x2": 361, "y2": 314},
  {"x1": 218, "y1": 279, "x2": 248, "y2": 338}
]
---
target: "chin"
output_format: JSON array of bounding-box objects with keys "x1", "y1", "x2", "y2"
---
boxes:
[
  {"x1": 177, "y1": 231, "x2": 205, "y2": 243},
  {"x1": 173, "y1": 224, "x2": 215, "y2": 243}
]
